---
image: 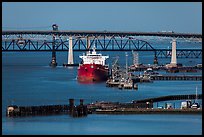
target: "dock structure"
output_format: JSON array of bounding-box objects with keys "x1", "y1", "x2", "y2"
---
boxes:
[
  {"x1": 129, "y1": 63, "x2": 201, "y2": 72},
  {"x1": 6, "y1": 94, "x2": 202, "y2": 117},
  {"x1": 94, "y1": 108, "x2": 202, "y2": 115},
  {"x1": 106, "y1": 55, "x2": 138, "y2": 90},
  {"x1": 151, "y1": 75, "x2": 202, "y2": 81},
  {"x1": 133, "y1": 94, "x2": 202, "y2": 103},
  {"x1": 7, "y1": 104, "x2": 69, "y2": 117},
  {"x1": 6, "y1": 99, "x2": 88, "y2": 117},
  {"x1": 87, "y1": 93, "x2": 202, "y2": 115}
]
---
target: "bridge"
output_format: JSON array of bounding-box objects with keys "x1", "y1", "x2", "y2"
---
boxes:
[
  {"x1": 2, "y1": 30, "x2": 202, "y2": 38},
  {"x1": 2, "y1": 39, "x2": 202, "y2": 59},
  {"x1": 2, "y1": 32, "x2": 202, "y2": 58},
  {"x1": 2, "y1": 25, "x2": 202, "y2": 66}
]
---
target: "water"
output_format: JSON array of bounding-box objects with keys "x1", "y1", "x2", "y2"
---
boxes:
[
  {"x1": 2, "y1": 41, "x2": 202, "y2": 135},
  {"x1": 2, "y1": 114, "x2": 202, "y2": 135}
]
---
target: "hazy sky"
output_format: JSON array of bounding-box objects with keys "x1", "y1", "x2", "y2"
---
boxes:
[{"x1": 2, "y1": 2, "x2": 202, "y2": 33}]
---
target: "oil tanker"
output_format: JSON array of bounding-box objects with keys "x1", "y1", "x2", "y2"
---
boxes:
[{"x1": 77, "y1": 47, "x2": 109, "y2": 82}]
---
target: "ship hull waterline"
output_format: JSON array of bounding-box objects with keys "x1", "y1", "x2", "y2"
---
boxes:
[{"x1": 77, "y1": 64, "x2": 109, "y2": 83}]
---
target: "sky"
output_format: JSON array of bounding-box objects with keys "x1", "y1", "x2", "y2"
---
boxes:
[{"x1": 2, "y1": 2, "x2": 202, "y2": 33}]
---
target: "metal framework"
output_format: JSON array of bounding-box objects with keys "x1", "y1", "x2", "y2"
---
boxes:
[
  {"x1": 2, "y1": 32, "x2": 202, "y2": 58},
  {"x1": 2, "y1": 30, "x2": 202, "y2": 38},
  {"x1": 155, "y1": 49, "x2": 202, "y2": 58}
]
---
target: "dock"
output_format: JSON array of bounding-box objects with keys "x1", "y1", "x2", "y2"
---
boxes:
[
  {"x1": 6, "y1": 94, "x2": 202, "y2": 117},
  {"x1": 106, "y1": 79, "x2": 138, "y2": 90},
  {"x1": 151, "y1": 75, "x2": 202, "y2": 81},
  {"x1": 94, "y1": 108, "x2": 202, "y2": 115},
  {"x1": 133, "y1": 94, "x2": 202, "y2": 103},
  {"x1": 87, "y1": 93, "x2": 202, "y2": 115},
  {"x1": 6, "y1": 99, "x2": 89, "y2": 117}
]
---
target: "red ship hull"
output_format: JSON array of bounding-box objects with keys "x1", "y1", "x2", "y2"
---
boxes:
[{"x1": 77, "y1": 64, "x2": 109, "y2": 82}]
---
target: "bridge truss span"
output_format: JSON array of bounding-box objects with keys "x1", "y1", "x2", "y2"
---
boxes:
[
  {"x1": 2, "y1": 31, "x2": 202, "y2": 58},
  {"x1": 2, "y1": 35, "x2": 155, "y2": 51}
]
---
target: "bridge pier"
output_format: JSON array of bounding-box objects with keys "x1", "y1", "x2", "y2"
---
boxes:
[
  {"x1": 153, "y1": 52, "x2": 158, "y2": 65},
  {"x1": 166, "y1": 39, "x2": 177, "y2": 68},
  {"x1": 63, "y1": 36, "x2": 79, "y2": 67},
  {"x1": 49, "y1": 24, "x2": 58, "y2": 67},
  {"x1": 68, "y1": 36, "x2": 74, "y2": 64},
  {"x1": 87, "y1": 36, "x2": 91, "y2": 49},
  {"x1": 49, "y1": 35, "x2": 57, "y2": 67}
]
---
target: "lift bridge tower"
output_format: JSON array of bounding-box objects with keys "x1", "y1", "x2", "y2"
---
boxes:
[{"x1": 49, "y1": 24, "x2": 58, "y2": 67}]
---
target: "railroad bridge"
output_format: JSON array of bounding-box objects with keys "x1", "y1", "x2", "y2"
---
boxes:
[
  {"x1": 2, "y1": 25, "x2": 202, "y2": 66},
  {"x1": 2, "y1": 31, "x2": 202, "y2": 55}
]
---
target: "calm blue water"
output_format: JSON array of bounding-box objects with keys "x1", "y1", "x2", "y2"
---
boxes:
[{"x1": 2, "y1": 41, "x2": 202, "y2": 135}]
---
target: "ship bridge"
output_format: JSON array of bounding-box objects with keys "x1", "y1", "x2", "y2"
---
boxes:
[{"x1": 80, "y1": 47, "x2": 109, "y2": 65}]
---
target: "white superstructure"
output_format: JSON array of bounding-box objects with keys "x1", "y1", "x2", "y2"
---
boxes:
[{"x1": 79, "y1": 47, "x2": 109, "y2": 65}]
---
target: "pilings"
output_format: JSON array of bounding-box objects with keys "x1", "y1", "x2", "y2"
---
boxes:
[
  {"x1": 69, "y1": 99, "x2": 88, "y2": 117},
  {"x1": 6, "y1": 99, "x2": 88, "y2": 118},
  {"x1": 151, "y1": 75, "x2": 202, "y2": 81},
  {"x1": 6, "y1": 104, "x2": 69, "y2": 117}
]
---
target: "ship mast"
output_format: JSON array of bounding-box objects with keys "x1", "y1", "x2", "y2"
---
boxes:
[
  {"x1": 125, "y1": 52, "x2": 128, "y2": 80},
  {"x1": 125, "y1": 52, "x2": 128, "y2": 73},
  {"x1": 195, "y1": 86, "x2": 198, "y2": 103}
]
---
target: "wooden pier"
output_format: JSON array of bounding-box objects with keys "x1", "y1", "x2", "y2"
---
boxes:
[
  {"x1": 6, "y1": 94, "x2": 202, "y2": 117},
  {"x1": 6, "y1": 99, "x2": 88, "y2": 117}
]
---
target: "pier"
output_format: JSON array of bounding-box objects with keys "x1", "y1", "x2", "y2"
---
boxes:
[
  {"x1": 133, "y1": 94, "x2": 202, "y2": 103},
  {"x1": 6, "y1": 94, "x2": 202, "y2": 117},
  {"x1": 151, "y1": 75, "x2": 202, "y2": 81},
  {"x1": 87, "y1": 94, "x2": 202, "y2": 115},
  {"x1": 6, "y1": 99, "x2": 88, "y2": 117},
  {"x1": 94, "y1": 108, "x2": 202, "y2": 115}
]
